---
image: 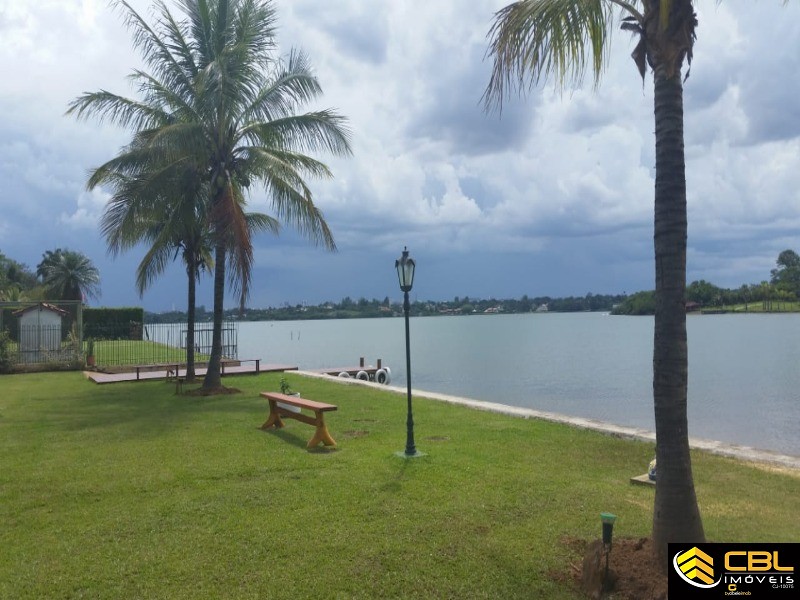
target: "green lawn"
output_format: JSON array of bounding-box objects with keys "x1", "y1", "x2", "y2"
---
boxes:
[
  {"x1": 91, "y1": 339, "x2": 211, "y2": 366},
  {"x1": 0, "y1": 372, "x2": 797, "y2": 599}
]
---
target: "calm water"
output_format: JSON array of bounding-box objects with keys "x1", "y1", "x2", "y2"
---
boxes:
[{"x1": 237, "y1": 313, "x2": 800, "y2": 456}]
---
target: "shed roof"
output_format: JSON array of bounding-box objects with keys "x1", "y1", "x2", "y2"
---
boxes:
[{"x1": 12, "y1": 303, "x2": 69, "y2": 317}]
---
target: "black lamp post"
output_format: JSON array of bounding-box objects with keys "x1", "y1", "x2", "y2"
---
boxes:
[{"x1": 396, "y1": 246, "x2": 420, "y2": 457}]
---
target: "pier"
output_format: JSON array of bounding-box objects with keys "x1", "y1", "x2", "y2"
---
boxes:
[{"x1": 311, "y1": 357, "x2": 392, "y2": 384}]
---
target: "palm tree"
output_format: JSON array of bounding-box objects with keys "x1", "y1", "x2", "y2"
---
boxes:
[
  {"x1": 95, "y1": 157, "x2": 278, "y2": 381},
  {"x1": 484, "y1": 0, "x2": 703, "y2": 560},
  {"x1": 37, "y1": 249, "x2": 101, "y2": 303},
  {"x1": 95, "y1": 159, "x2": 212, "y2": 381},
  {"x1": 68, "y1": 0, "x2": 351, "y2": 391}
]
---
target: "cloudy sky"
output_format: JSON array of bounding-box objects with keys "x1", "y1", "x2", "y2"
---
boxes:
[{"x1": 1, "y1": 0, "x2": 799, "y2": 311}]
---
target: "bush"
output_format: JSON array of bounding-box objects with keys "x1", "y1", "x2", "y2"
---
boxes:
[
  {"x1": 84, "y1": 307, "x2": 145, "y2": 340},
  {"x1": 611, "y1": 290, "x2": 656, "y2": 315},
  {"x1": 0, "y1": 330, "x2": 15, "y2": 373}
]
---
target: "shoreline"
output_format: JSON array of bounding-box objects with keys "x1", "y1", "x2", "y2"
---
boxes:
[{"x1": 296, "y1": 370, "x2": 800, "y2": 472}]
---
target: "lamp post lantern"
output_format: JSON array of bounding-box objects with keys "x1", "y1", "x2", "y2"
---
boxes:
[{"x1": 396, "y1": 247, "x2": 420, "y2": 457}]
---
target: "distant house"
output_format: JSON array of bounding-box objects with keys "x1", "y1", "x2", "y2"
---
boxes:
[
  {"x1": 13, "y1": 303, "x2": 68, "y2": 363},
  {"x1": 685, "y1": 301, "x2": 701, "y2": 313},
  {"x1": 535, "y1": 303, "x2": 549, "y2": 313}
]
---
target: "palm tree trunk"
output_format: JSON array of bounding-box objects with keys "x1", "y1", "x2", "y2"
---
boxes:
[
  {"x1": 202, "y1": 242, "x2": 226, "y2": 390},
  {"x1": 185, "y1": 256, "x2": 197, "y2": 382},
  {"x1": 651, "y1": 66, "x2": 705, "y2": 561}
]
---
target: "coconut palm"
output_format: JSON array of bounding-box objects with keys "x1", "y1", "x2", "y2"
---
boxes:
[
  {"x1": 95, "y1": 158, "x2": 278, "y2": 381},
  {"x1": 89, "y1": 127, "x2": 277, "y2": 381},
  {"x1": 102, "y1": 171, "x2": 214, "y2": 380},
  {"x1": 37, "y1": 249, "x2": 101, "y2": 303},
  {"x1": 485, "y1": 0, "x2": 703, "y2": 560},
  {"x1": 68, "y1": 0, "x2": 351, "y2": 391}
]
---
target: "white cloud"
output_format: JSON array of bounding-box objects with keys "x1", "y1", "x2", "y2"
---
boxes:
[{"x1": 60, "y1": 187, "x2": 110, "y2": 229}]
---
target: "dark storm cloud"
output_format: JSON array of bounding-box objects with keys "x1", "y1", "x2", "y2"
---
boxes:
[
  {"x1": 739, "y1": 65, "x2": 800, "y2": 144},
  {"x1": 324, "y1": 18, "x2": 388, "y2": 64},
  {"x1": 406, "y1": 45, "x2": 534, "y2": 155},
  {"x1": 293, "y1": 2, "x2": 389, "y2": 64},
  {"x1": 3, "y1": 1, "x2": 800, "y2": 311},
  {"x1": 691, "y1": 1, "x2": 800, "y2": 145}
]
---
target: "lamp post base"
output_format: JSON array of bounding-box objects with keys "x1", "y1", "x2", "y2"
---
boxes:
[{"x1": 395, "y1": 450, "x2": 426, "y2": 459}]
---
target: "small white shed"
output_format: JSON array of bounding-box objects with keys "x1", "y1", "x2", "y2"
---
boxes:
[{"x1": 13, "y1": 303, "x2": 68, "y2": 362}]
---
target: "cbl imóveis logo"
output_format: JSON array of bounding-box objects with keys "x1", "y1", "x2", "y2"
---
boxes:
[
  {"x1": 674, "y1": 546, "x2": 721, "y2": 588},
  {"x1": 668, "y1": 543, "x2": 797, "y2": 597}
]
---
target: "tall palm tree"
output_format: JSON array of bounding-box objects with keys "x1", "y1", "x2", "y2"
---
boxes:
[
  {"x1": 68, "y1": 0, "x2": 351, "y2": 391},
  {"x1": 485, "y1": 0, "x2": 703, "y2": 561},
  {"x1": 37, "y1": 249, "x2": 101, "y2": 303}
]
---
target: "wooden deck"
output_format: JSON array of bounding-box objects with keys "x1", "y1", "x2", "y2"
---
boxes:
[{"x1": 84, "y1": 362, "x2": 297, "y2": 384}]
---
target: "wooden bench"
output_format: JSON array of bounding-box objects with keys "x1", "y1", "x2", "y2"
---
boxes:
[{"x1": 260, "y1": 392, "x2": 338, "y2": 449}]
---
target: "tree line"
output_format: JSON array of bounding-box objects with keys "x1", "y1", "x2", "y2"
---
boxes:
[
  {"x1": 613, "y1": 249, "x2": 800, "y2": 315},
  {"x1": 145, "y1": 292, "x2": 629, "y2": 322}
]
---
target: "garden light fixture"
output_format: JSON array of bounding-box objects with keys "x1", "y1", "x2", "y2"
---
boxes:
[{"x1": 395, "y1": 247, "x2": 422, "y2": 457}]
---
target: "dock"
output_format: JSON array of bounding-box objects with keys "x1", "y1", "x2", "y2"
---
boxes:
[{"x1": 311, "y1": 357, "x2": 392, "y2": 384}]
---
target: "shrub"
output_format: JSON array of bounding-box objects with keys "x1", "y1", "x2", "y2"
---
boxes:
[{"x1": 0, "y1": 330, "x2": 15, "y2": 373}]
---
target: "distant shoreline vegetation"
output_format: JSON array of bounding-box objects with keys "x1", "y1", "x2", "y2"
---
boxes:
[
  {"x1": 611, "y1": 280, "x2": 800, "y2": 315},
  {"x1": 145, "y1": 293, "x2": 628, "y2": 322},
  {"x1": 144, "y1": 281, "x2": 800, "y2": 323}
]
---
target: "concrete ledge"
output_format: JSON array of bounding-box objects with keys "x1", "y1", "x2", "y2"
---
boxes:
[{"x1": 296, "y1": 370, "x2": 800, "y2": 472}]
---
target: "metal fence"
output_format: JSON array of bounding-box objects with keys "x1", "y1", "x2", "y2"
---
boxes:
[
  {"x1": 91, "y1": 321, "x2": 239, "y2": 367},
  {"x1": 0, "y1": 301, "x2": 238, "y2": 368}
]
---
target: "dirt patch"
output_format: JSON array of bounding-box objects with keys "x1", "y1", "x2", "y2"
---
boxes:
[
  {"x1": 560, "y1": 536, "x2": 667, "y2": 600},
  {"x1": 604, "y1": 537, "x2": 666, "y2": 600}
]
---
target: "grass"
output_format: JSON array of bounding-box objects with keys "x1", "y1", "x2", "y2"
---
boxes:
[
  {"x1": 706, "y1": 301, "x2": 800, "y2": 313},
  {"x1": 0, "y1": 372, "x2": 797, "y2": 599},
  {"x1": 91, "y1": 339, "x2": 211, "y2": 366}
]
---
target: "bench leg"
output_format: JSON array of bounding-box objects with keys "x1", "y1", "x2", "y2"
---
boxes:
[
  {"x1": 308, "y1": 418, "x2": 336, "y2": 449},
  {"x1": 260, "y1": 400, "x2": 284, "y2": 430}
]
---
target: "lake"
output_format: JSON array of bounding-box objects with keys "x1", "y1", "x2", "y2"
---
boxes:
[{"x1": 236, "y1": 313, "x2": 800, "y2": 457}]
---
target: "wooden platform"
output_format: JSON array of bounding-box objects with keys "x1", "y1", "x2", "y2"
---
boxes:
[
  {"x1": 84, "y1": 362, "x2": 297, "y2": 384},
  {"x1": 630, "y1": 473, "x2": 655, "y2": 487}
]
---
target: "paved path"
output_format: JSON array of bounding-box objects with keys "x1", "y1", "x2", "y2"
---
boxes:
[{"x1": 297, "y1": 370, "x2": 800, "y2": 472}]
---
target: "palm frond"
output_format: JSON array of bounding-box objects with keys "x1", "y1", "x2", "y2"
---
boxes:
[
  {"x1": 113, "y1": 0, "x2": 198, "y2": 103},
  {"x1": 245, "y1": 211, "x2": 280, "y2": 236},
  {"x1": 66, "y1": 91, "x2": 169, "y2": 130},
  {"x1": 484, "y1": 0, "x2": 631, "y2": 110},
  {"x1": 240, "y1": 50, "x2": 323, "y2": 123},
  {"x1": 238, "y1": 111, "x2": 352, "y2": 158}
]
